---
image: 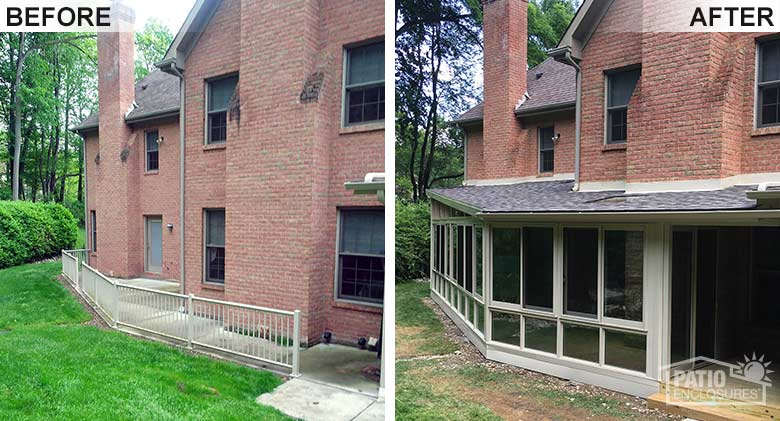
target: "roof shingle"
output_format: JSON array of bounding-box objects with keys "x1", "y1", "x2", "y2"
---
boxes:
[
  {"x1": 430, "y1": 180, "x2": 758, "y2": 213},
  {"x1": 453, "y1": 58, "x2": 576, "y2": 124},
  {"x1": 72, "y1": 70, "x2": 180, "y2": 132}
]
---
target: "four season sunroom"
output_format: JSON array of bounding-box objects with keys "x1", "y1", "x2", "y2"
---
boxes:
[{"x1": 428, "y1": 180, "x2": 780, "y2": 397}]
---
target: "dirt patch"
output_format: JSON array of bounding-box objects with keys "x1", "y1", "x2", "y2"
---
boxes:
[
  {"x1": 55, "y1": 274, "x2": 110, "y2": 330},
  {"x1": 396, "y1": 326, "x2": 428, "y2": 359},
  {"x1": 399, "y1": 290, "x2": 681, "y2": 420}
]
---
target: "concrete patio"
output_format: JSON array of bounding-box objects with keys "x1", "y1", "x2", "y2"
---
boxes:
[{"x1": 112, "y1": 277, "x2": 180, "y2": 293}]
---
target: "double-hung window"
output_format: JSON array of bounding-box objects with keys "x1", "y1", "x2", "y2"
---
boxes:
[
  {"x1": 344, "y1": 41, "x2": 384, "y2": 125},
  {"x1": 206, "y1": 75, "x2": 238, "y2": 144},
  {"x1": 538, "y1": 126, "x2": 555, "y2": 173},
  {"x1": 204, "y1": 209, "x2": 225, "y2": 284},
  {"x1": 145, "y1": 130, "x2": 159, "y2": 171},
  {"x1": 337, "y1": 209, "x2": 385, "y2": 304},
  {"x1": 758, "y1": 39, "x2": 780, "y2": 127},
  {"x1": 606, "y1": 68, "x2": 641, "y2": 144}
]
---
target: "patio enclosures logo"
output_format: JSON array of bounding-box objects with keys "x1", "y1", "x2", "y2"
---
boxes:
[
  {"x1": 663, "y1": 354, "x2": 773, "y2": 406},
  {"x1": 0, "y1": 1, "x2": 130, "y2": 32}
]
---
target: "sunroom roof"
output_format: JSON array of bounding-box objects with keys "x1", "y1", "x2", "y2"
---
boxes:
[{"x1": 429, "y1": 180, "x2": 759, "y2": 214}]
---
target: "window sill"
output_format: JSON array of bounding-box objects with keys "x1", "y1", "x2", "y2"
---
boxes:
[
  {"x1": 333, "y1": 298, "x2": 383, "y2": 313},
  {"x1": 144, "y1": 170, "x2": 159, "y2": 176},
  {"x1": 537, "y1": 171, "x2": 554, "y2": 177},
  {"x1": 203, "y1": 143, "x2": 227, "y2": 151},
  {"x1": 602, "y1": 143, "x2": 627, "y2": 152},
  {"x1": 201, "y1": 282, "x2": 225, "y2": 291},
  {"x1": 339, "y1": 121, "x2": 384, "y2": 135},
  {"x1": 751, "y1": 125, "x2": 780, "y2": 138}
]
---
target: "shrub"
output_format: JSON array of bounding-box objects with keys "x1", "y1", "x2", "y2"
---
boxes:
[
  {"x1": 0, "y1": 201, "x2": 77, "y2": 269},
  {"x1": 396, "y1": 199, "x2": 430, "y2": 281}
]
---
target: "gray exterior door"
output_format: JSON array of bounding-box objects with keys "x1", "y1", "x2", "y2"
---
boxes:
[{"x1": 146, "y1": 217, "x2": 163, "y2": 273}]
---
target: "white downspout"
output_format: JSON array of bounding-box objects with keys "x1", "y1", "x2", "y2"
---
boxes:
[
  {"x1": 169, "y1": 62, "x2": 186, "y2": 294},
  {"x1": 563, "y1": 51, "x2": 582, "y2": 191}
]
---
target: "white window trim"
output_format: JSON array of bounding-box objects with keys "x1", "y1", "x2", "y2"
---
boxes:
[
  {"x1": 204, "y1": 74, "x2": 237, "y2": 145},
  {"x1": 203, "y1": 208, "x2": 225, "y2": 285},
  {"x1": 145, "y1": 129, "x2": 159, "y2": 172},
  {"x1": 341, "y1": 40, "x2": 385, "y2": 128},
  {"x1": 333, "y1": 208, "x2": 385, "y2": 308}
]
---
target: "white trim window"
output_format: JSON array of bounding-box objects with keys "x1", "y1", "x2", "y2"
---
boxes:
[
  {"x1": 90, "y1": 210, "x2": 97, "y2": 253},
  {"x1": 538, "y1": 126, "x2": 555, "y2": 173},
  {"x1": 145, "y1": 130, "x2": 159, "y2": 172},
  {"x1": 605, "y1": 67, "x2": 640, "y2": 144},
  {"x1": 206, "y1": 75, "x2": 238, "y2": 144},
  {"x1": 344, "y1": 41, "x2": 384, "y2": 126},
  {"x1": 337, "y1": 209, "x2": 385, "y2": 304},
  {"x1": 757, "y1": 38, "x2": 780, "y2": 127},
  {"x1": 204, "y1": 209, "x2": 225, "y2": 284}
]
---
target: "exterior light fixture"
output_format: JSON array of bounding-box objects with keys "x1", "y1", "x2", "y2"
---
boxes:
[{"x1": 166, "y1": 223, "x2": 174, "y2": 232}]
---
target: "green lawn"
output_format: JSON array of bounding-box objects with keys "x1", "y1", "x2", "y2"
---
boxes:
[
  {"x1": 0, "y1": 262, "x2": 290, "y2": 420},
  {"x1": 396, "y1": 281, "x2": 458, "y2": 358}
]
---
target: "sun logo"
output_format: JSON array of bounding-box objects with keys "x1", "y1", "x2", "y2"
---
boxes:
[{"x1": 735, "y1": 353, "x2": 774, "y2": 384}]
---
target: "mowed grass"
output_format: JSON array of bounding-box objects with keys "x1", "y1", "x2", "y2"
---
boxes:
[
  {"x1": 396, "y1": 280, "x2": 654, "y2": 421},
  {"x1": 396, "y1": 281, "x2": 457, "y2": 358},
  {"x1": 0, "y1": 262, "x2": 291, "y2": 421}
]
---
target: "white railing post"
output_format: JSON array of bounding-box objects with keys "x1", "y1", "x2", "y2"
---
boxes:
[
  {"x1": 292, "y1": 310, "x2": 301, "y2": 377},
  {"x1": 187, "y1": 294, "x2": 194, "y2": 349}
]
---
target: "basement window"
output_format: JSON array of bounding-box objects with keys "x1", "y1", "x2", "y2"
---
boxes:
[
  {"x1": 206, "y1": 75, "x2": 238, "y2": 144},
  {"x1": 145, "y1": 130, "x2": 159, "y2": 172},
  {"x1": 606, "y1": 68, "x2": 641, "y2": 144},
  {"x1": 758, "y1": 39, "x2": 780, "y2": 127},
  {"x1": 337, "y1": 209, "x2": 385, "y2": 304},
  {"x1": 344, "y1": 41, "x2": 384, "y2": 125},
  {"x1": 204, "y1": 209, "x2": 225, "y2": 284}
]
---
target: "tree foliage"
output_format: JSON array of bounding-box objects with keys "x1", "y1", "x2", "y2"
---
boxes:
[
  {"x1": 135, "y1": 19, "x2": 174, "y2": 81},
  {"x1": 395, "y1": 0, "x2": 577, "y2": 202}
]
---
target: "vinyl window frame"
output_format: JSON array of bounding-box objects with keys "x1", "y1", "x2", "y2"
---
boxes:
[
  {"x1": 342, "y1": 39, "x2": 385, "y2": 127},
  {"x1": 90, "y1": 210, "x2": 97, "y2": 253},
  {"x1": 756, "y1": 38, "x2": 780, "y2": 128},
  {"x1": 538, "y1": 126, "x2": 555, "y2": 173},
  {"x1": 204, "y1": 73, "x2": 238, "y2": 145},
  {"x1": 145, "y1": 129, "x2": 159, "y2": 172},
  {"x1": 203, "y1": 208, "x2": 225, "y2": 285},
  {"x1": 334, "y1": 208, "x2": 385, "y2": 307},
  {"x1": 604, "y1": 66, "x2": 641, "y2": 145}
]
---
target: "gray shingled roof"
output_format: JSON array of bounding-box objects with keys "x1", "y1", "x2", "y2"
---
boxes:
[
  {"x1": 72, "y1": 70, "x2": 180, "y2": 132},
  {"x1": 453, "y1": 58, "x2": 576, "y2": 124},
  {"x1": 430, "y1": 180, "x2": 758, "y2": 213}
]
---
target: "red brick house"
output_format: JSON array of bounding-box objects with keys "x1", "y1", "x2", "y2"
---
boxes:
[
  {"x1": 431, "y1": 0, "x2": 780, "y2": 406},
  {"x1": 73, "y1": 0, "x2": 385, "y2": 350}
]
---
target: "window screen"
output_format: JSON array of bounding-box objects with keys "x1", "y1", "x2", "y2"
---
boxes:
[
  {"x1": 758, "y1": 39, "x2": 780, "y2": 127},
  {"x1": 207, "y1": 75, "x2": 238, "y2": 144},
  {"x1": 539, "y1": 126, "x2": 555, "y2": 172},
  {"x1": 145, "y1": 130, "x2": 159, "y2": 171},
  {"x1": 205, "y1": 209, "x2": 225, "y2": 283}
]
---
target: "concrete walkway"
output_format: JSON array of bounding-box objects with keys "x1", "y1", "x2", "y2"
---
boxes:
[
  {"x1": 112, "y1": 277, "x2": 181, "y2": 293},
  {"x1": 256, "y1": 378, "x2": 384, "y2": 421}
]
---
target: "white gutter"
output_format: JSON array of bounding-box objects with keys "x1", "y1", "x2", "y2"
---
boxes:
[{"x1": 168, "y1": 62, "x2": 186, "y2": 295}]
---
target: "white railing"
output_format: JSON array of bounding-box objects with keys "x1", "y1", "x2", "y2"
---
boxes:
[{"x1": 60, "y1": 253, "x2": 300, "y2": 376}]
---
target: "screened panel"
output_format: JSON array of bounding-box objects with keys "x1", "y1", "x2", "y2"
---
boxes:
[
  {"x1": 564, "y1": 228, "x2": 598, "y2": 317},
  {"x1": 340, "y1": 209, "x2": 384, "y2": 255},
  {"x1": 209, "y1": 76, "x2": 238, "y2": 111},
  {"x1": 493, "y1": 228, "x2": 521, "y2": 304},
  {"x1": 465, "y1": 226, "x2": 473, "y2": 292},
  {"x1": 525, "y1": 317, "x2": 557, "y2": 354},
  {"x1": 456, "y1": 226, "x2": 464, "y2": 287},
  {"x1": 523, "y1": 227, "x2": 553, "y2": 311},
  {"x1": 605, "y1": 330, "x2": 646, "y2": 372},
  {"x1": 604, "y1": 230, "x2": 644, "y2": 321},
  {"x1": 491, "y1": 312, "x2": 521, "y2": 346},
  {"x1": 608, "y1": 69, "x2": 640, "y2": 107},
  {"x1": 347, "y1": 42, "x2": 384, "y2": 86},
  {"x1": 476, "y1": 227, "x2": 483, "y2": 296},
  {"x1": 563, "y1": 323, "x2": 599, "y2": 363},
  {"x1": 761, "y1": 40, "x2": 780, "y2": 83}
]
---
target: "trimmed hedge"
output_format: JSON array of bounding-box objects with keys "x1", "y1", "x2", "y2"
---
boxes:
[
  {"x1": 396, "y1": 199, "x2": 430, "y2": 281},
  {"x1": 0, "y1": 201, "x2": 77, "y2": 269}
]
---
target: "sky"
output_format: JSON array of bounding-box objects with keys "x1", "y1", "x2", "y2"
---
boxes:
[{"x1": 127, "y1": 0, "x2": 197, "y2": 33}]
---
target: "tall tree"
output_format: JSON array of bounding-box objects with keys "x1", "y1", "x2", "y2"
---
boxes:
[
  {"x1": 395, "y1": 0, "x2": 576, "y2": 202},
  {"x1": 135, "y1": 19, "x2": 174, "y2": 81}
]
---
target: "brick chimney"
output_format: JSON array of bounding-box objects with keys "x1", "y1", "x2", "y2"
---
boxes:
[
  {"x1": 482, "y1": 0, "x2": 528, "y2": 178},
  {"x1": 96, "y1": 1, "x2": 135, "y2": 277}
]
